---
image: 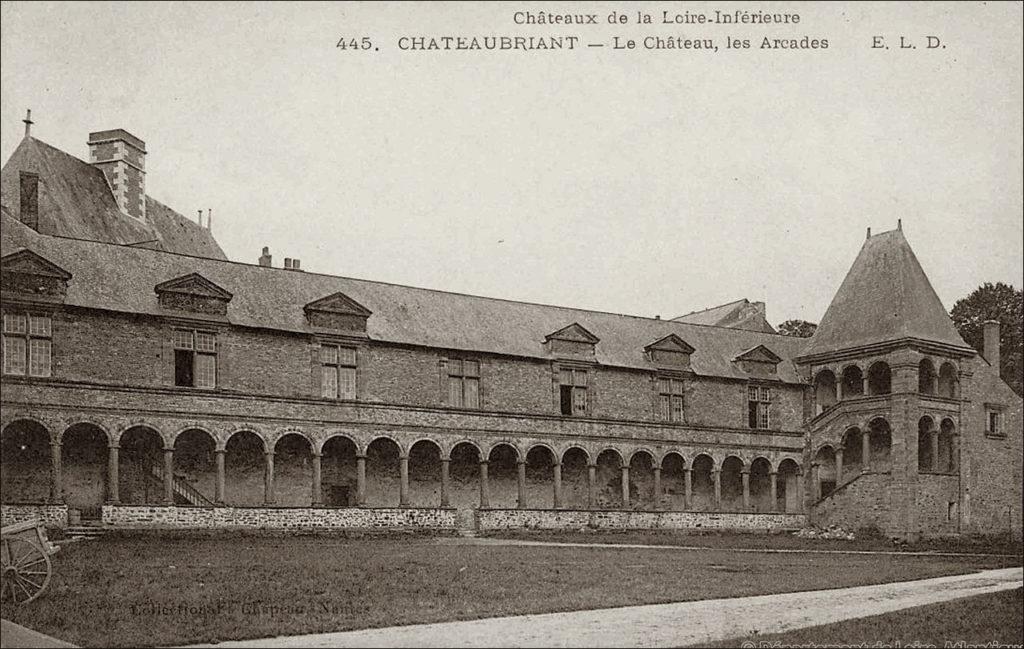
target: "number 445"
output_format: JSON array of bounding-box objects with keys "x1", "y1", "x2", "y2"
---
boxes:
[{"x1": 337, "y1": 37, "x2": 374, "y2": 50}]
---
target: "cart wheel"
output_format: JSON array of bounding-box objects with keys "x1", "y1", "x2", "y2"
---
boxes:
[{"x1": 1, "y1": 537, "x2": 52, "y2": 604}]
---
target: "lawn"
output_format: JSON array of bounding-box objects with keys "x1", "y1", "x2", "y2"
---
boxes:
[
  {"x1": 1, "y1": 532, "x2": 1019, "y2": 647},
  {"x1": 712, "y1": 586, "x2": 1024, "y2": 647}
]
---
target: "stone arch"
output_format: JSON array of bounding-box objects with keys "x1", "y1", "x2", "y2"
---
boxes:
[
  {"x1": 449, "y1": 440, "x2": 483, "y2": 509},
  {"x1": 1, "y1": 418, "x2": 53, "y2": 503},
  {"x1": 171, "y1": 425, "x2": 218, "y2": 449},
  {"x1": 525, "y1": 441, "x2": 557, "y2": 460},
  {"x1": 868, "y1": 417, "x2": 892, "y2": 471},
  {"x1": 628, "y1": 447, "x2": 657, "y2": 466},
  {"x1": 224, "y1": 429, "x2": 266, "y2": 506},
  {"x1": 917, "y1": 416, "x2": 936, "y2": 472},
  {"x1": 365, "y1": 437, "x2": 402, "y2": 507},
  {"x1": 273, "y1": 432, "x2": 315, "y2": 507},
  {"x1": 173, "y1": 428, "x2": 218, "y2": 505},
  {"x1": 272, "y1": 428, "x2": 317, "y2": 452},
  {"x1": 445, "y1": 438, "x2": 484, "y2": 459},
  {"x1": 867, "y1": 361, "x2": 891, "y2": 395},
  {"x1": 225, "y1": 428, "x2": 268, "y2": 452},
  {"x1": 525, "y1": 444, "x2": 557, "y2": 509},
  {"x1": 595, "y1": 448, "x2": 624, "y2": 508},
  {"x1": 321, "y1": 434, "x2": 359, "y2": 506},
  {"x1": 813, "y1": 445, "x2": 836, "y2": 499},
  {"x1": 660, "y1": 451, "x2": 686, "y2": 511},
  {"x1": 60, "y1": 419, "x2": 113, "y2": 446},
  {"x1": 560, "y1": 446, "x2": 590, "y2": 509},
  {"x1": 749, "y1": 456, "x2": 773, "y2": 512},
  {"x1": 118, "y1": 426, "x2": 165, "y2": 505},
  {"x1": 627, "y1": 449, "x2": 657, "y2": 510},
  {"x1": 61, "y1": 422, "x2": 111, "y2": 511},
  {"x1": 486, "y1": 442, "x2": 520, "y2": 509},
  {"x1": 938, "y1": 418, "x2": 957, "y2": 473},
  {"x1": 690, "y1": 453, "x2": 715, "y2": 511},
  {"x1": 814, "y1": 369, "x2": 838, "y2": 413},
  {"x1": 720, "y1": 455, "x2": 745, "y2": 512},
  {"x1": 776, "y1": 458, "x2": 802, "y2": 513},
  {"x1": 408, "y1": 438, "x2": 444, "y2": 507},
  {"x1": 918, "y1": 358, "x2": 937, "y2": 395},
  {"x1": 841, "y1": 426, "x2": 865, "y2": 474},
  {"x1": 362, "y1": 433, "x2": 404, "y2": 458},
  {"x1": 938, "y1": 362, "x2": 958, "y2": 399},
  {"x1": 841, "y1": 364, "x2": 864, "y2": 398}
]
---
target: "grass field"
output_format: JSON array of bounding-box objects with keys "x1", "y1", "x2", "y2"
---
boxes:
[
  {"x1": 713, "y1": 587, "x2": 1024, "y2": 647},
  {"x1": 1, "y1": 533, "x2": 1019, "y2": 647}
]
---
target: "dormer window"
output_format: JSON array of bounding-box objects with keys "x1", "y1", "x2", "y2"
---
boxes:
[
  {"x1": 155, "y1": 273, "x2": 232, "y2": 316},
  {"x1": 733, "y1": 345, "x2": 782, "y2": 376},
  {"x1": 544, "y1": 323, "x2": 599, "y2": 357},
  {"x1": 645, "y1": 334, "x2": 695, "y2": 369},
  {"x1": 304, "y1": 292, "x2": 372, "y2": 334}
]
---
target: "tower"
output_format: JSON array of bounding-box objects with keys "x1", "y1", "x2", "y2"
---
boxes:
[
  {"x1": 795, "y1": 225, "x2": 976, "y2": 540},
  {"x1": 88, "y1": 129, "x2": 147, "y2": 221}
]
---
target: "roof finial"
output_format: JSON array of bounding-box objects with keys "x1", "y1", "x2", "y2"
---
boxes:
[
  {"x1": 866, "y1": 227, "x2": 871, "y2": 239},
  {"x1": 23, "y1": 109, "x2": 34, "y2": 137},
  {"x1": 897, "y1": 218, "x2": 902, "y2": 231}
]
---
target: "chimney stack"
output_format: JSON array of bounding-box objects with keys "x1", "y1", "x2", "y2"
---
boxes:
[
  {"x1": 88, "y1": 129, "x2": 146, "y2": 221},
  {"x1": 284, "y1": 258, "x2": 293, "y2": 269},
  {"x1": 258, "y1": 247, "x2": 272, "y2": 267},
  {"x1": 983, "y1": 320, "x2": 1001, "y2": 369}
]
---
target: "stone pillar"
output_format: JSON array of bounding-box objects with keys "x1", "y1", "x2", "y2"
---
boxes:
[
  {"x1": 620, "y1": 465, "x2": 630, "y2": 507},
  {"x1": 586, "y1": 463, "x2": 596, "y2": 509},
  {"x1": 862, "y1": 375, "x2": 869, "y2": 396},
  {"x1": 835, "y1": 448, "x2": 844, "y2": 485},
  {"x1": 399, "y1": 454, "x2": 410, "y2": 506},
  {"x1": 652, "y1": 466, "x2": 662, "y2": 510},
  {"x1": 440, "y1": 457, "x2": 451, "y2": 507},
  {"x1": 796, "y1": 471, "x2": 804, "y2": 511},
  {"x1": 516, "y1": 460, "x2": 527, "y2": 509},
  {"x1": 311, "y1": 452, "x2": 322, "y2": 506},
  {"x1": 552, "y1": 462, "x2": 562, "y2": 509},
  {"x1": 107, "y1": 444, "x2": 120, "y2": 503},
  {"x1": 479, "y1": 461, "x2": 490, "y2": 508},
  {"x1": 163, "y1": 448, "x2": 174, "y2": 504},
  {"x1": 683, "y1": 468, "x2": 692, "y2": 510},
  {"x1": 769, "y1": 471, "x2": 778, "y2": 512},
  {"x1": 356, "y1": 454, "x2": 367, "y2": 506},
  {"x1": 712, "y1": 469, "x2": 721, "y2": 510},
  {"x1": 811, "y1": 463, "x2": 820, "y2": 500},
  {"x1": 264, "y1": 451, "x2": 275, "y2": 505},
  {"x1": 215, "y1": 449, "x2": 226, "y2": 504},
  {"x1": 837, "y1": 379, "x2": 844, "y2": 401},
  {"x1": 50, "y1": 441, "x2": 63, "y2": 503},
  {"x1": 862, "y1": 433, "x2": 871, "y2": 472},
  {"x1": 950, "y1": 435, "x2": 959, "y2": 473},
  {"x1": 930, "y1": 430, "x2": 939, "y2": 472},
  {"x1": 741, "y1": 469, "x2": 751, "y2": 511}
]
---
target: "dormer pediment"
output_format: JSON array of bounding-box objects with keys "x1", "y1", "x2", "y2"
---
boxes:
[
  {"x1": 0, "y1": 249, "x2": 72, "y2": 301},
  {"x1": 544, "y1": 322, "x2": 599, "y2": 356},
  {"x1": 155, "y1": 273, "x2": 232, "y2": 315},
  {"x1": 733, "y1": 344, "x2": 782, "y2": 376},
  {"x1": 645, "y1": 333, "x2": 695, "y2": 369},
  {"x1": 304, "y1": 291, "x2": 371, "y2": 333}
]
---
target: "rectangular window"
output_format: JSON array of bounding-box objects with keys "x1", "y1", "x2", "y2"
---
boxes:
[
  {"x1": 3, "y1": 312, "x2": 51, "y2": 377},
  {"x1": 448, "y1": 358, "x2": 480, "y2": 409},
  {"x1": 987, "y1": 410, "x2": 1003, "y2": 435},
  {"x1": 173, "y1": 328, "x2": 217, "y2": 388},
  {"x1": 658, "y1": 377, "x2": 685, "y2": 422},
  {"x1": 559, "y1": 368, "x2": 587, "y2": 416},
  {"x1": 321, "y1": 344, "x2": 357, "y2": 399},
  {"x1": 748, "y1": 385, "x2": 771, "y2": 430}
]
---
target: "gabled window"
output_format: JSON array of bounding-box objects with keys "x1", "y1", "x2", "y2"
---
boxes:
[
  {"x1": 173, "y1": 329, "x2": 217, "y2": 388},
  {"x1": 448, "y1": 359, "x2": 480, "y2": 408},
  {"x1": 658, "y1": 377, "x2": 685, "y2": 422},
  {"x1": 747, "y1": 385, "x2": 771, "y2": 429},
  {"x1": 559, "y1": 368, "x2": 588, "y2": 416},
  {"x1": 2, "y1": 312, "x2": 51, "y2": 377},
  {"x1": 321, "y1": 344, "x2": 357, "y2": 399}
]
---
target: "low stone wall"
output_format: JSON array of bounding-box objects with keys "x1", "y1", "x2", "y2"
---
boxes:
[
  {"x1": 477, "y1": 508, "x2": 807, "y2": 531},
  {"x1": 811, "y1": 472, "x2": 892, "y2": 534},
  {"x1": 1, "y1": 503, "x2": 69, "y2": 529},
  {"x1": 100, "y1": 505, "x2": 458, "y2": 530}
]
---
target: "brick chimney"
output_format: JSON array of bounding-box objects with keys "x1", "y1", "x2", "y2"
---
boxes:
[
  {"x1": 258, "y1": 247, "x2": 272, "y2": 267},
  {"x1": 88, "y1": 129, "x2": 146, "y2": 221},
  {"x1": 983, "y1": 320, "x2": 1001, "y2": 369}
]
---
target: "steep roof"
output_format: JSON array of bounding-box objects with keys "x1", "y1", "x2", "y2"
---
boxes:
[
  {"x1": 0, "y1": 136, "x2": 226, "y2": 259},
  {"x1": 0, "y1": 212, "x2": 806, "y2": 383},
  {"x1": 801, "y1": 227, "x2": 971, "y2": 357},
  {"x1": 672, "y1": 298, "x2": 776, "y2": 333}
]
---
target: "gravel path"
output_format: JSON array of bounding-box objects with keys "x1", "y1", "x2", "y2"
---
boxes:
[{"x1": 187, "y1": 567, "x2": 1023, "y2": 648}]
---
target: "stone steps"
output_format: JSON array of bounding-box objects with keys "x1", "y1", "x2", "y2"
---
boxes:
[{"x1": 66, "y1": 525, "x2": 107, "y2": 540}]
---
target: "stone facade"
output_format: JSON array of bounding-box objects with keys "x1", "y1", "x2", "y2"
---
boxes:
[
  {"x1": 1, "y1": 503, "x2": 68, "y2": 528},
  {"x1": 99, "y1": 505, "x2": 457, "y2": 530},
  {"x1": 477, "y1": 508, "x2": 806, "y2": 531}
]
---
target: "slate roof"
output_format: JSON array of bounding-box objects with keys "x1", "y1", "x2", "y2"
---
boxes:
[
  {"x1": 0, "y1": 136, "x2": 226, "y2": 259},
  {"x1": 672, "y1": 298, "x2": 776, "y2": 333},
  {"x1": 800, "y1": 228, "x2": 971, "y2": 357},
  {"x1": 0, "y1": 212, "x2": 806, "y2": 383}
]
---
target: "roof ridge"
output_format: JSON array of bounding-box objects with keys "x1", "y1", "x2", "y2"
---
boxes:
[
  {"x1": 7, "y1": 228, "x2": 802, "y2": 340},
  {"x1": 674, "y1": 297, "x2": 749, "y2": 318}
]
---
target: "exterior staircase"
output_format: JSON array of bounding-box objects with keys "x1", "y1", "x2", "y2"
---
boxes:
[{"x1": 147, "y1": 463, "x2": 214, "y2": 507}]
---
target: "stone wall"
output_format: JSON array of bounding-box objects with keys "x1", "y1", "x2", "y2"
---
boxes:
[
  {"x1": 100, "y1": 505, "x2": 458, "y2": 530},
  {"x1": 1, "y1": 503, "x2": 68, "y2": 528},
  {"x1": 811, "y1": 472, "x2": 892, "y2": 533},
  {"x1": 477, "y1": 508, "x2": 806, "y2": 531},
  {"x1": 916, "y1": 474, "x2": 960, "y2": 537}
]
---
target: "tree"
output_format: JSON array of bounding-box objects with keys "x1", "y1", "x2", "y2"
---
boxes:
[
  {"x1": 950, "y1": 282, "x2": 1023, "y2": 396},
  {"x1": 777, "y1": 319, "x2": 818, "y2": 338}
]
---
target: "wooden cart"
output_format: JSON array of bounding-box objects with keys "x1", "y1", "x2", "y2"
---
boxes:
[{"x1": 1, "y1": 518, "x2": 60, "y2": 604}]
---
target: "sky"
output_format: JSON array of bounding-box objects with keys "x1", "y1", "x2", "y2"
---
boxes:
[{"x1": 1, "y1": 1, "x2": 1021, "y2": 326}]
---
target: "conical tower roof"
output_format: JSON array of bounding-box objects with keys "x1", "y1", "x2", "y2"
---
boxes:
[{"x1": 801, "y1": 227, "x2": 972, "y2": 358}]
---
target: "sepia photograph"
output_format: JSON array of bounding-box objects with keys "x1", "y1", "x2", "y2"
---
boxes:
[{"x1": 0, "y1": 2, "x2": 1021, "y2": 647}]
